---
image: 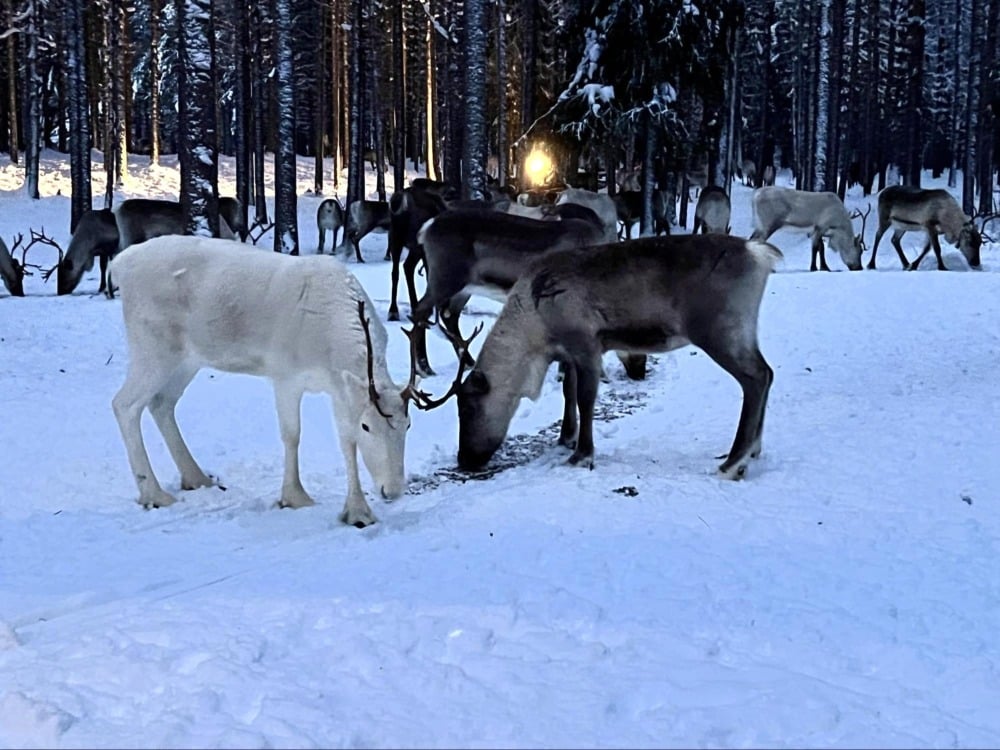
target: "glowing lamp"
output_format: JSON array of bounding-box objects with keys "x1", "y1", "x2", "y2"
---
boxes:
[{"x1": 523, "y1": 149, "x2": 553, "y2": 187}]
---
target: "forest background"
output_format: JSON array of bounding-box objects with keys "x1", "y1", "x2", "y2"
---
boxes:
[{"x1": 1, "y1": 0, "x2": 997, "y2": 251}]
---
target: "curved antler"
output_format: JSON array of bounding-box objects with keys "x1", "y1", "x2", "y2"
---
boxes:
[
  {"x1": 401, "y1": 319, "x2": 484, "y2": 411},
  {"x1": 358, "y1": 299, "x2": 393, "y2": 419}
]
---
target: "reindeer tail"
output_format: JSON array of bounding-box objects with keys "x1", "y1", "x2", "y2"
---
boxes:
[{"x1": 746, "y1": 239, "x2": 783, "y2": 271}]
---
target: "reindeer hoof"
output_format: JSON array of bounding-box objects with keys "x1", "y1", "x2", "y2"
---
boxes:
[
  {"x1": 181, "y1": 472, "x2": 214, "y2": 491},
  {"x1": 567, "y1": 450, "x2": 594, "y2": 468},
  {"x1": 139, "y1": 491, "x2": 177, "y2": 509},
  {"x1": 718, "y1": 461, "x2": 749, "y2": 480},
  {"x1": 388, "y1": 310, "x2": 400, "y2": 322},
  {"x1": 340, "y1": 507, "x2": 377, "y2": 528}
]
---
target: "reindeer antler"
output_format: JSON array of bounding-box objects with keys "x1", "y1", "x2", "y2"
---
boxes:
[
  {"x1": 16, "y1": 227, "x2": 65, "y2": 282},
  {"x1": 358, "y1": 299, "x2": 393, "y2": 420},
  {"x1": 401, "y1": 319, "x2": 484, "y2": 411},
  {"x1": 850, "y1": 205, "x2": 872, "y2": 251},
  {"x1": 973, "y1": 210, "x2": 998, "y2": 244},
  {"x1": 248, "y1": 219, "x2": 275, "y2": 245}
]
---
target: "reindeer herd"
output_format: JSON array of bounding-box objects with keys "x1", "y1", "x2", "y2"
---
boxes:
[{"x1": 0, "y1": 175, "x2": 993, "y2": 527}]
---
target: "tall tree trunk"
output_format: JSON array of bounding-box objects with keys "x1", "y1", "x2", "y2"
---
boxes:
[
  {"x1": 826, "y1": 0, "x2": 844, "y2": 194},
  {"x1": 314, "y1": 0, "x2": 327, "y2": 195},
  {"x1": 232, "y1": 0, "x2": 251, "y2": 237},
  {"x1": 6, "y1": 0, "x2": 18, "y2": 165},
  {"x1": 392, "y1": 0, "x2": 406, "y2": 192},
  {"x1": 903, "y1": 0, "x2": 925, "y2": 186},
  {"x1": 947, "y1": 0, "x2": 962, "y2": 188},
  {"x1": 424, "y1": 4, "x2": 438, "y2": 180},
  {"x1": 462, "y1": 0, "x2": 487, "y2": 199},
  {"x1": 346, "y1": 0, "x2": 365, "y2": 210},
  {"x1": 150, "y1": 0, "x2": 162, "y2": 165},
  {"x1": 962, "y1": 0, "x2": 982, "y2": 215},
  {"x1": 251, "y1": 1, "x2": 268, "y2": 224},
  {"x1": 977, "y1": 0, "x2": 997, "y2": 213},
  {"x1": 330, "y1": 0, "x2": 341, "y2": 192},
  {"x1": 813, "y1": 0, "x2": 830, "y2": 191},
  {"x1": 177, "y1": 0, "x2": 219, "y2": 237},
  {"x1": 496, "y1": 0, "x2": 508, "y2": 187},
  {"x1": 24, "y1": 0, "x2": 41, "y2": 199},
  {"x1": 273, "y1": 0, "x2": 298, "y2": 254},
  {"x1": 66, "y1": 0, "x2": 92, "y2": 231}
]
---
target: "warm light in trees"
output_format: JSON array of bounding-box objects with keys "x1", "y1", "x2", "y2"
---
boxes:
[{"x1": 524, "y1": 148, "x2": 553, "y2": 186}]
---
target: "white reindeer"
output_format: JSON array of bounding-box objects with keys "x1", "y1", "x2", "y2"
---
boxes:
[
  {"x1": 109, "y1": 236, "x2": 413, "y2": 527},
  {"x1": 751, "y1": 186, "x2": 863, "y2": 271}
]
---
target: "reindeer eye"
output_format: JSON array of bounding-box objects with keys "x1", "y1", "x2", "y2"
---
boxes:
[{"x1": 361, "y1": 423, "x2": 370, "y2": 432}]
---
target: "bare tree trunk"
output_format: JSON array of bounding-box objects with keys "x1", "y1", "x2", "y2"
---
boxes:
[
  {"x1": 424, "y1": 4, "x2": 438, "y2": 180},
  {"x1": 496, "y1": 0, "x2": 508, "y2": 187},
  {"x1": 977, "y1": 0, "x2": 997, "y2": 214},
  {"x1": 903, "y1": 0, "x2": 925, "y2": 186},
  {"x1": 462, "y1": 0, "x2": 487, "y2": 199},
  {"x1": 232, "y1": 0, "x2": 251, "y2": 237},
  {"x1": 392, "y1": 0, "x2": 406, "y2": 192},
  {"x1": 6, "y1": 0, "x2": 18, "y2": 165},
  {"x1": 330, "y1": 0, "x2": 341, "y2": 193},
  {"x1": 177, "y1": 0, "x2": 219, "y2": 237},
  {"x1": 24, "y1": 0, "x2": 41, "y2": 199},
  {"x1": 962, "y1": 0, "x2": 982, "y2": 215},
  {"x1": 314, "y1": 0, "x2": 327, "y2": 195},
  {"x1": 251, "y1": 1, "x2": 268, "y2": 224},
  {"x1": 66, "y1": 0, "x2": 92, "y2": 231},
  {"x1": 947, "y1": 0, "x2": 962, "y2": 188},
  {"x1": 272, "y1": 0, "x2": 298, "y2": 254},
  {"x1": 150, "y1": 0, "x2": 162, "y2": 165}
]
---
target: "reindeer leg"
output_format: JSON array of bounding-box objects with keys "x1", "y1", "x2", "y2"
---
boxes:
[
  {"x1": 317, "y1": 226, "x2": 326, "y2": 254},
  {"x1": 351, "y1": 232, "x2": 365, "y2": 263},
  {"x1": 694, "y1": 330, "x2": 773, "y2": 479},
  {"x1": 274, "y1": 383, "x2": 315, "y2": 509},
  {"x1": 568, "y1": 350, "x2": 602, "y2": 468},
  {"x1": 909, "y1": 239, "x2": 934, "y2": 271},
  {"x1": 112, "y1": 356, "x2": 184, "y2": 508},
  {"x1": 148, "y1": 365, "x2": 214, "y2": 492},
  {"x1": 98, "y1": 253, "x2": 109, "y2": 293},
  {"x1": 930, "y1": 229, "x2": 948, "y2": 270},
  {"x1": 890, "y1": 229, "x2": 911, "y2": 269},
  {"x1": 388, "y1": 248, "x2": 403, "y2": 321},
  {"x1": 558, "y1": 360, "x2": 579, "y2": 449},
  {"x1": 867, "y1": 226, "x2": 887, "y2": 269},
  {"x1": 403, "y1": 250, "x2": 422, "y2": 321},
  {"x1": 334, "y1": 414, "x2": 377, "y2": 528}
]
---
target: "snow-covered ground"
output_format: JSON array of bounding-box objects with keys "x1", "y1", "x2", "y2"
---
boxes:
[{"x1": 1, "y1": 152, "x2": 999, "y2": 748}]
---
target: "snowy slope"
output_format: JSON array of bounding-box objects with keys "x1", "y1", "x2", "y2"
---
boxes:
[{"x1": 1, "y1": 153, "x2": 999, "y2": 748}]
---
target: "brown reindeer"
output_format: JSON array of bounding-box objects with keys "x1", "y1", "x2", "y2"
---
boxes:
[{"x1": 867, "y1": 186, "x2": 982, "y2": 270}]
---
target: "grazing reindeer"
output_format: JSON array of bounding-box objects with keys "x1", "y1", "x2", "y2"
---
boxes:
[
  {"x1": 109, "y1": 236, "x2": 413, "y2": 527},
  {"x1": 693, "y1": 186, "x2": 731, "y2": 234},
  {"x1": 409, "y1": 206, "x2": 606, "y2": 377},
  {"x1": 740, "y1": 159, "x2": 757, "y2": 187},
  {"x1": 614, "y1": 190, "x2": 642, "y2": 239},
  {"x1": 450, "y1": 235, "x2": 781, "y2": 474},
  {"x1": 338, "y1": 199, "x2": 391, "y2": 262},
  {"x1": 762, "y1": 165, "x2": 775, "y2": 187},
  {"x1": 316, "y1": 198, "x2": 345, "y2": 254},
  {"x1": 0, "y1": 236, "x2": 25, "y2": 297},
  {"x1": 751, "y1": 186, "x2": 863, "y2": 271},
  {"x1": 867, "y1": 186, "x2": 982, "y2": 270},
  {"x1": 58, "y1": 197, "x2": 242, "y2": 295}
]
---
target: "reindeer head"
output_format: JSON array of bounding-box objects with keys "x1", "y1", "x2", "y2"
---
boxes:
[
  {"x1": 353, "y1": 300, "x2": 411, "y2": 500},
  {"x1": 959, "y1": 221, "x2": 982, "y2": 268}
]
